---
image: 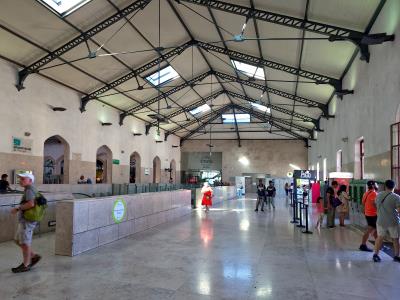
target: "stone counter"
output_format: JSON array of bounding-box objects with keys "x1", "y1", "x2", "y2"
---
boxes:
[
  {"x1": 0, "y1": 192, "x2": 74, "y2": 243},
  {"x1": 195, "y1": 186, "x2": 236, "y2": 207},
  {"x1": 55, "y1": 190, "x2": 191, "y2": 256}
]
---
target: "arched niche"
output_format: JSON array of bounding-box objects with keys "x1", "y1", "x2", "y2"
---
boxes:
[
  {"x1": 43, "y1": 135, "x2": 70, "y2": 184},
  {"x1": 153, "y1": 156, "x2": 161, "y2": 183},
  {"x1": 96, "y1": 145, "x2": 112, "y2": 183},
  {"x1": 170, "y1": 159, "x2": 177, "y2": 183},
  {"x1": 130, "y1": 152, "x2": 141, "y2": 183}
]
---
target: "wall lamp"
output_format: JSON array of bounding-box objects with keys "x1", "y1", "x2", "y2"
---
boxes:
[
  {"x1": 52, "y1": 107, "x2": 67, "y2": 112},
  {"x1": 133, "y1": 133, "x2": 142, "y2": 136},
  {"x1": 101, "y1": 122, "x2": 112, "y2": 126}
]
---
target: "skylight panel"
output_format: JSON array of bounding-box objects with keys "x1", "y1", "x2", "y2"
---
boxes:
[
  {"x1": 251, "y1": 102, "x2": 271, "y2": 113},
  {"x1": 37, "y1": 0, "x2": 93, "y2": 16},
  {"x1": 231, "y1": 59, "x2": 265, "y2": 80},
  {"x1": 190, "y1": 104, "x2": 211, "y2": 116},
  {"x1": 222, "y1": 114, "x2": 250, "y2": 124},
  {"x1": 146, "y1": 66, "x2": 180, "y2": 86}
]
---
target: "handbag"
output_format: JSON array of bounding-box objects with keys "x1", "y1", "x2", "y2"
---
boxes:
[{"x1": 331, "y1": 196, "x2": 342, "y2": 208}]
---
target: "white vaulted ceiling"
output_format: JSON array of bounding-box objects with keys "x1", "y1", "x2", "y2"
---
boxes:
[{"x1": 0, "y1": 0, "x2": 390, "y2": 144}]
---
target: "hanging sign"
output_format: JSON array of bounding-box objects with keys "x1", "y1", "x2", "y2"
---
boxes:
[
  {"x1": 112, "y1": 198, "x2": 126, "y2": 223},
  {"x1": 293, "y1": 170, "x2": 317, "y2": 180}
]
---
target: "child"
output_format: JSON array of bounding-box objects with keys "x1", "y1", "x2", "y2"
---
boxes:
[{"x1": 315, "y1": 196, "x2": 325, "y2": 229}]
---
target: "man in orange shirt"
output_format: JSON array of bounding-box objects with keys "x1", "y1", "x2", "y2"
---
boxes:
[{"x1": 359, "y1": 181, "x2": 378, "y2": 252}]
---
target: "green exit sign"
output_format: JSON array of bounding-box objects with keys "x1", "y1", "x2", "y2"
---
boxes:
[
  {"x1": 112, "y1": 159, "x2": 120, "y2": 165},
  {"x1": 13, "y1": 138, "x2": 21, "y2": 146}
]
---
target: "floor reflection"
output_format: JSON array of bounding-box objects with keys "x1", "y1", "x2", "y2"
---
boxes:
[{"x1": 200, "y1": 215, "x2": 214, "y2": 247}]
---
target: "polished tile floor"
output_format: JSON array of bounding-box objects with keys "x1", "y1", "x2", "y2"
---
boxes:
[{"x1": 0, "y1": 196, "x2": 399, "y2": 300}]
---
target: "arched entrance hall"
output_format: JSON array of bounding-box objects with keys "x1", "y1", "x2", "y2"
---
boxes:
[
  {"x1": 43, "y1": 135, "x2": 70, "y2": 184},
  {"x1": 96, "y1": 145, "x2": 112, "y2": 183}
]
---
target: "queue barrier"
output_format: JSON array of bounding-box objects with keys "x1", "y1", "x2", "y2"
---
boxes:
[{"x1": 290, "y1": 194, "x2": 312, "y2": 234}]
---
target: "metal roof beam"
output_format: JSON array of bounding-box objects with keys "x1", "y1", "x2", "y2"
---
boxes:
[
  {"x1": 16, "y1": 0, "x2": 152, "y2": 90},
  {"x1": 226, "y1": 90, "x2": 321, "y2": 130},
  {"x1": 232, "y1": 105, "x2": 242, "y2": 147},
  {"x1": 119, "y1": 70, "x2": 212, "y2": 124},
  {"x1": 152, "y1": 90, "x2": 225, "y2": 127},
  {"x1": 233, "y1": 104, "x2": 313, "y2": 137},
  {"x1": 215, "y1": 71, "x2": 329, "y2": 116},
  {"x1": 233, "y1": 104, "x2": 309, "y2": 142},
  {"x1": 193, "y1": 40, "x2": 341, "y2": 89},
  {"x1": 180, "y1": 105, "x2": 231, "y2": 144},
  {"x1": 81, "y1": 41, "x2": 192, "y2": 112},
  {"x1": 175, "y1": 0, "x2": 395, "y2": 62}
]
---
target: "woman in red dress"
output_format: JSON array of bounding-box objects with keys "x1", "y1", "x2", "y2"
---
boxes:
[{"x1": 201, "y1": 182, "x2": 213, "y2": 212}]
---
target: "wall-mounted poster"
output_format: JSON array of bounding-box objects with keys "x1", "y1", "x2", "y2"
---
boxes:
[
  {"x1": 12, "y1": 137, "x2": 32, "y2": 154},
  {"x1": 144, "y1": 168, "x2": 150, "y2": 175}
]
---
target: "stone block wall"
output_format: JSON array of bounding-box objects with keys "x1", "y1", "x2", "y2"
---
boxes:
[{"x1": 55, "y1": 190, "x2": 191, "y2": 256}]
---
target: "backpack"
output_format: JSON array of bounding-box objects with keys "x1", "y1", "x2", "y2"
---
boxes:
[{"x1": 23, "y1": 192, "x2": 47, "y2": 222}]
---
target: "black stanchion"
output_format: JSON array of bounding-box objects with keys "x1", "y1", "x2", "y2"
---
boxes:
[
  {"x1": 290, "y1": 199, "x2": 298, "y2": 223},
  {"x1": 297, "y1": 201, "x2": 305, "y2": 228},
  {"x1": 302, "y1": 203, "x2": 313, "y2": 234}
]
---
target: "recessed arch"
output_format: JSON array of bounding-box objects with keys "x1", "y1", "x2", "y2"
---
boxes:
[
  {"x1": 43, "y1": 135, "x2": 70, "y2": 184},
  {"x1": 396, "y1": 103, "x2": 400, "y2": 123},
  {"x1": 170, "y1": 159, "x2": 177, "y2": 183},
  {"x1": 153, "y1": 156, "x2": 161, "y2": 184},
  {"x1": 130, "y1": 151, "x2": 141, "y2": 183},
  {"x1": 96, "y1": 145, "x2": 112, "y2": 183}
]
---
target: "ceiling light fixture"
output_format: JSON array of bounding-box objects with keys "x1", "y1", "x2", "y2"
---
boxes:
[{"x1": 289, "y1": 163, "x2": 301, "y2": 170}]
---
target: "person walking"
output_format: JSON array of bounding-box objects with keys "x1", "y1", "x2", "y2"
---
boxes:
[
  {"x1": 10, "y1": 173, "x2": 41, "y2": 273},
  {"x1": 266, "y1": 181, "x2": 276, "y2": 209},
  {"x1": 372, "y1": 180, "x2": 400, "y2": 263},
  {"x1": 255, "y1": 179, "x2": 266, "y2": 212},
  {"x1": 315, "y1": 197, "x2": 325, "y2": 229},
  {"x1": 327, "y1": 181, "x2": 339, "y2": 228},
  {"x1": 284, "y1": 182, "x2": 289, "y2": 198},
  {"x1": 359, "y1": 181, "x2": 378, "y2": 252},
  {"x1": 201, "y1": 182, "x2": 213, "y2": 212},
  {"x1": 337, "y1": 184, "x2": 350, "y2": 227}
]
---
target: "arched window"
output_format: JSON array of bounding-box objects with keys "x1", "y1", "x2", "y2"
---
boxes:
[
  {"x1": 336, "y1": 150, "x2": 342, "y2": 172},
  {"x1": 153, "y1": 156, "x2": 161, "y2": 183}
]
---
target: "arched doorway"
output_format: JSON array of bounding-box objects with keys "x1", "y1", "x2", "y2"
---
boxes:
[
  {"x1": 96, "y1": 145, "x2": 112, "y2": 183},
  {"x1": 170, "y1": 159, "x2": 176, "y2": 183},
  {"x1": 43, "y1": 135, "x2": 70, "y2": 184},
  {"x1": 153, "y1": 156, "x2": 161, "y2": 183},
  {"x1": 130, "y1": 152, "x2": 141, "y2": 183}
]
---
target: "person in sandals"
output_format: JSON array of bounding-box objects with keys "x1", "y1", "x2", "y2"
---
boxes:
[{"x1": 10, "y1": 173, "x2": 41, "y2": 273}]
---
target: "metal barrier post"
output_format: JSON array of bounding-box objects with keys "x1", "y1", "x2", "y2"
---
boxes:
[
  {"x1": 297, "y1": 201, "x2": 305, "y2": 228},
  {"x1": 302, "y1": 203, "x2": 313, "y2": 234},
  {"x1": 290, "y1": 199, "x2": 298, "y2": 223}
]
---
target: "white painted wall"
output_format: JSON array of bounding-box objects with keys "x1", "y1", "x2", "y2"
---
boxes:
[
  {"x1": 0, "y1": 58, "x2": 181, "y2": 173},
  {"x1": 309, "y1": 0, "x2": 400, "y2": 180}
]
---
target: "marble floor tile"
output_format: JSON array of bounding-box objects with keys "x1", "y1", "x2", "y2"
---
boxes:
[{"x1": 0, "y1": 196, "x2": 398, "y2": 300}]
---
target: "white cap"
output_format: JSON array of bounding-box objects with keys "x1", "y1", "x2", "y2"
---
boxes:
[{"x1": 17, "y1": 172, "x2": 35, "y2": 183}]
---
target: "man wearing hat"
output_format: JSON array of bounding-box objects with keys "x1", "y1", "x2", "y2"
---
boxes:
[
  {"x1": 10, "y1": 173, "x2": 41, "y2": 273},
  {"x1": 359, "y1": 180, "x2": 378, "y2": 252}
]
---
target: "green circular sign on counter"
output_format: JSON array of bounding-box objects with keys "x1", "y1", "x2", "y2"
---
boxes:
[{"x1": 112, "y1": 198, "x2": 126, "y2": 223}]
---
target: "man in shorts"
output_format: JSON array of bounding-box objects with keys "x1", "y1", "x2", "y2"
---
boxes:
[
  {"x1": 359, "y1": 181, "x2": 378, "y2": 252},
  {"x1": 10, "y1": 173, "x2": 41, "y2": 273},
  {"x1": 265, "y1": 181, "x2": 276, "y2": 209},
  {"x1": 372, "y1": 180, "x2": 400, "y2": 263}
]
